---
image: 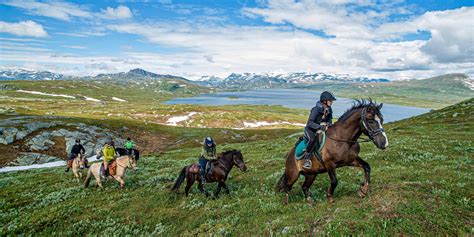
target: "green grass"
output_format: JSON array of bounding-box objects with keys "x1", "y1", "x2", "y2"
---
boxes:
[{"x1": 1, "y1": 99, "x2": 472, "y2": 235}]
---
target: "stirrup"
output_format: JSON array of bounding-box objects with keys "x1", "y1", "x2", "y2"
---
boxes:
[{"x1": 303, "y1": 159, "x2": 312, "y2": 169}]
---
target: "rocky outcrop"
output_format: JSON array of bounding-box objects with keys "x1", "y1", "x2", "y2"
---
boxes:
[
  {"x1": 0, "y1": 116, "x2": 125, "y2": 167},
  {"x1": 7, "y1": 152, "x2": 62, "y2": 166}
]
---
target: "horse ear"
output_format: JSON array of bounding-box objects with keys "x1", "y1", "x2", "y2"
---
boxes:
[{"x1": 378, "y1": 103, "x2": 383, "y2": 110}]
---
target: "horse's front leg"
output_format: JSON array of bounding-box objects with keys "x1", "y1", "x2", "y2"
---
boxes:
[
  {"x1": 326, "y1": 169, "x2": 338, "y2": 203},
  {"x1": 73, "y1": 169, "x2": 80, "y2": 183},
  {"x1": 302, "y1": 173, "x2": 317, "y2": 204},
  {"x1": 351, "y1": 157, "x2": 371, "y2": 198},
  {"x1": 114, "y1": 176, "x2": 125, "y2": 188}
]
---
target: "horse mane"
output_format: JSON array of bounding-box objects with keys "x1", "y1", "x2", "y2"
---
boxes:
[{"x1": 337, "y1": 98, "x2": 382, "y2": 122}]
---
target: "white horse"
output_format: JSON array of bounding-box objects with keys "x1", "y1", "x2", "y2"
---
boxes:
[
  {"x1": 84, "y1": 155, "x2": 137, "y2": 188},
  {"x1": 67, "y1": 153, "x2": 87, "y2": 182}
]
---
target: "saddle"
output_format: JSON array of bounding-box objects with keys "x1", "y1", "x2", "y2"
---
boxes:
[
  {"x1": 101, "y1": 160, "x2": 118, "y2": 176},
  {"x1": 295, "y1": 131, "x2": 326, "y2": 160},
  {"x1": 189, "y1": 163, "x2": 200, "y2": 173}
]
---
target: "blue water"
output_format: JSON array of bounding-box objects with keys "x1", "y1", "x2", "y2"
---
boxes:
[{"x1": 165, "y1": 89, "x2": 430, "y2": 123}]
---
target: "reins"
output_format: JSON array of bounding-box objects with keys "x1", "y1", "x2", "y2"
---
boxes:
[{"x1": 325, "y1": 108, "x2": 381, "y2": 144}]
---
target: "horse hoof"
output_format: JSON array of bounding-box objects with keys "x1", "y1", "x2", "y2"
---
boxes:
[
  {"x1": 283, "y1": 194, "x2": 289, "y2": 205},
  {"x1": 358, "y1": 189, "x2": 367, "y2": 198},
  {"x1": 327, "y1": 196, "x2": 335, "y2": 203}
]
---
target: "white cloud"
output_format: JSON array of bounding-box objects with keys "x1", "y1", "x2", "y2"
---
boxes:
[
  {"x1": 2, "y1": 1, "x2": 132, "y2": 21},
  {"x1": 100, "y1": 5, "x2": 133, "y2": 19},
  {"x1": 0, "y1": 20, "x2": 48, "y2": 37},
  {"x1": 3, "y1": 1, "x2": 92, "y2": 21}
]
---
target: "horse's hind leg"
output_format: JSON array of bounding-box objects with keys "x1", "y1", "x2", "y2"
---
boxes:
[
  {"x1": 197, "y1": 176, "x2": 209, "y2": 197},
  {"x1": 302, "y1": 174, "x2": 317, "y2": 204},
  {"x1": 326, "y1": 169, "x2": 338, "y2": 203},
  {"x1": 185, "y1": 175, "x2": 194, "y2": 197},
  {"x1": 351, "y1": 157, "x2": 371, "y2": 198}
]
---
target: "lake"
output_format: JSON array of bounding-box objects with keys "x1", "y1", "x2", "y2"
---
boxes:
[{"x1": 165, "y1": 89, "x2": 430, "y2": 123}]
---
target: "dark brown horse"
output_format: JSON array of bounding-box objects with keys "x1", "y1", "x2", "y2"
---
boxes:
[
  {"x1": 171, "y1": 150, "x2": 247, "y2": 197},
  {"x1": 277, "y1": 99, "x2": 388, "y2": 204}
]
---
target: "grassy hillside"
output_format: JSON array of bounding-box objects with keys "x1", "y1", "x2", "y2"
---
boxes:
[
  {"x1": 305, "y1": 73, "x2": 473, "y2": 109},
  {"x1": 1, "y1": 99, "x2": 472, "y2": 235}
]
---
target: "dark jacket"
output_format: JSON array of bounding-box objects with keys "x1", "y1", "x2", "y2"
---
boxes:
[
  {"x1": 306, "y1": 101, "x2": 333, "y2": 130},
  {"x1": 71, "y1": 144, "x2": 85, "y2": 155}
]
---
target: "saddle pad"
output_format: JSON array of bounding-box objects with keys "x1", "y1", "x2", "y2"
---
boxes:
[
  {"x1": 189, "y1": 163, "x2": 200, "y2": 173},
  {"x1": 109, "y1": 160, "x2": 117, "y2": 176},
  {"x1": 67, "y1": 159, "x2": 74, "y2": 168},
  {"x1": 295, "y1": 132, "x2": 327, "y2": 160}
]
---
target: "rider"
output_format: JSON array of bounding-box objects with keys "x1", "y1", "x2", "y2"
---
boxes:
[
  {"x1": 199, "y1": 137, "x2": 216, "y2": 183},
  {"x1": 101, "y1": 140, "x2": 116, "y2": 178},
  {"x1": 124, "y1": 137, "x2": 134, "y2": 157},
  {"x1": 303, "y1": 91, "x2": 336, "y2": 169},
  {"x1": 65, "y1": 138, "x2": 87, "y2": 172}
]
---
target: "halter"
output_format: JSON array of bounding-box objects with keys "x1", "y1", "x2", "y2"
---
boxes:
[
  {"x1": 360, "y1": 107, "x2": 385, "y2": 140},
  {"x1": 326, "y1": 107, "x2": 382, "y2": 144}
]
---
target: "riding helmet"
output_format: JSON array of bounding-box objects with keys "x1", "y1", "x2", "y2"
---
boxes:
[
  {"x1": 320, "y1": 91, "x2": 337, "y2": 101},
  {"x1": 75, "y1": 138, "x2": 80, "y2": 143},
  {"x1": 205, "y1": 137, "x2": 214, "y2": 146}
]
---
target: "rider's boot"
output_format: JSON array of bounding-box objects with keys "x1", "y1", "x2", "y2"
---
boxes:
[
  {"x1": 65, "y1": 167, "x2": 69, "y2": 172},
  {"x1": 303, "y1": 152, "x2": 312, "y2": 169}
]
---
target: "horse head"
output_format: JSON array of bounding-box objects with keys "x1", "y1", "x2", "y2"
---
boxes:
[
  {"x1": 78, "y1": 153, "x2": 86, "y2": 169},
  {"x1": 361, "y1": 102, "x2": 388, "y2": 150},
  {"x1": 232, "y1": 150, "x2": 247, "y2": 172},
  {"x1": 127, "y1": 155, "x2": 138, "y2": 171}
]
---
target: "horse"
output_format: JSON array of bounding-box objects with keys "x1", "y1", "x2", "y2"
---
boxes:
[
  {"x1": 277, "y1": 99, "x2": 388, "y2": 204},
  {"x1": 171, "y1": 150, "x2": 247, "y2": 197},
  {"x1": 84, "y1": 155, "x2": 137, "y2": 188},
  {"x1": 67, "y1": 153, "x2": 87, "y2": 182}
]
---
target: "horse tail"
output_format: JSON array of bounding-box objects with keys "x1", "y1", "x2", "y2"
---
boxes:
[
  {"x1": 276, "y1": 172, "x2": 289, "y2": 193},
  {"x1": 84, "y1": 168, "x2": 92, "y2": 188},
  {"x1": 171, "y1": 166, "x2": 187, "y2": 192}
]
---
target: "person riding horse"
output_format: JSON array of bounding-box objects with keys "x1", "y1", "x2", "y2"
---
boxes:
[
  {"x1": 124, "y1": 137, "x2": 134, "y2": 157},
  {"x1": 303, "y1": 91, "x2": 336, "y2": 169},
  {"x1": 199, "y1": 137, "x2": 217, "y2": 183},
  {"x1": 65, "y1": 138, "x2": 88, "y2": 172},
  {"x1": 101, "y1": 141, "x2": 116, "y2": 178}
]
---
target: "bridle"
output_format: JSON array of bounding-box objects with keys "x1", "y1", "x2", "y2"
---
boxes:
[{"x1": 326, "y1": 107, "x2": 383, "y2": 144}]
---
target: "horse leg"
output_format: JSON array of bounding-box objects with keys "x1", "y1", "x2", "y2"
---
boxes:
[
  {"x1": 73, "y1": 168, "x2": 80, "y2": 183},
  {"x1": 94, "y1": 172, "x2": 103, "y2": 188},
  {"x1": 214, "y1": 182, "x2": 223, "y2": 198},
  {"x1": 351, "y1": 157, "x2": 371, "y2": 198},
  {"x1": 302, "y1": 174, "x2": 317, "y2": 204},
  {"x1": 326, "y1": 169, "x2": 338, "y2": 203},
  {"x1": 114, "y1": 176, "x2": 125, "y2": 188},
  {"x1": 283, "y1": 170, "x2": 300, "y2": 205},
  {"x1": 197, "y1": 175, "x2": 209, "y2": 197},
  {"x1": 223, "y1": 182, "x2": 230, "y2": 195},
  {"x1": 185, "y1": 175, "x2": 194, "y2": 197}
]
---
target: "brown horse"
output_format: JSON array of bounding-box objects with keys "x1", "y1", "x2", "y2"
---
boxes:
[
  {"x1": 171, "y1": 150, "x2": 247, "y2": 197},
  {"x1": 277, "y1": 99, "x2": 388, "y2": 204}
]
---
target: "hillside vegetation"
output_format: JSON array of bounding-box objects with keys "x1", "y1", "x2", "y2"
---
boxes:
[{"x1": 1, "y1": 98, "x2": 472, "y2": 235}]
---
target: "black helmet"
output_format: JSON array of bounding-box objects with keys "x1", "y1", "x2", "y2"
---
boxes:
[
  {"x1": 320, "y1": 91, "x2": 336, "y2": 101},
  {"x1": 75, "y1": 139, "x2": 81, "y2": 143}
]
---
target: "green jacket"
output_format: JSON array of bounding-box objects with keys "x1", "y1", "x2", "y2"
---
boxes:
[
  {"x1": 201, "y1": 144, "x2": 216, "y2": 159},
  {"x1": 103, "y1": 145, "x2": 115, "y2": 162},
  {"x1": 125, "y1": 140, "x2": 134, "y2": 149}
]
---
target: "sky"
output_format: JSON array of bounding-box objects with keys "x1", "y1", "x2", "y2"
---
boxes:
[{"x1": 0, "y1": 0, "x2": 473, "y2": 80}]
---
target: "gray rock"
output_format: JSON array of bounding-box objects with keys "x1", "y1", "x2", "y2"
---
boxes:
[
  {"x1": 0, "y1": 127, "x2": 18, "y2": 145},
  {"x1": 24, "y1": 122, "x2": 53, "y2": 132},
  {"x1": 8, "y1": 152, "x2": 62, "y2": 166},
  {"x1": 16, "y1": 130, "x2": 29, "y2": 140}
]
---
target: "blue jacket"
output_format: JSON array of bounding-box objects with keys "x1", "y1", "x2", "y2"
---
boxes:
[{"x1": 306, "y1": 101, "x2": 333, "y2": 130}]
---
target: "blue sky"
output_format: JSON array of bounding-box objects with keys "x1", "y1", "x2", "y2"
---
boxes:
[{"x1": 0, "y1": 0, "x2": 472, "y2": 80}]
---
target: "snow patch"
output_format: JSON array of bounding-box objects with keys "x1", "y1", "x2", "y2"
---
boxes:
[
  {"x1": 0, "y1": 155, "x2": 100, "y2": 173},
  {"x1": 17, "y1": 90, "x2": 75, "y2": 99},
  {"x1": 242, "y1": 121, "x2": 305, "y2": 128},
  {"x1": 463, "y1": 79, "x2": 474, "y2": 91},
  {"x1": 166, "y1": 112, "x2": 198, "y2": 126},
  {"x1": 84, "y1": 96, "x2": 101, "y2": 102},
  {"x1": 112, "y1": 97, "x2": 127, "y2": 102}
]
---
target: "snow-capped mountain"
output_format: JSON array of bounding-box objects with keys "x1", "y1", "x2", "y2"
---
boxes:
[
  {"x1": 93, "y1": 68, "x2": 189, "y2": 81},
  {"x1": 0, "y1": 69, "x2": 65, "y2": 81},
  {"x1": 196, "y1": 72, "x2": 390, "y2": 89}
]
